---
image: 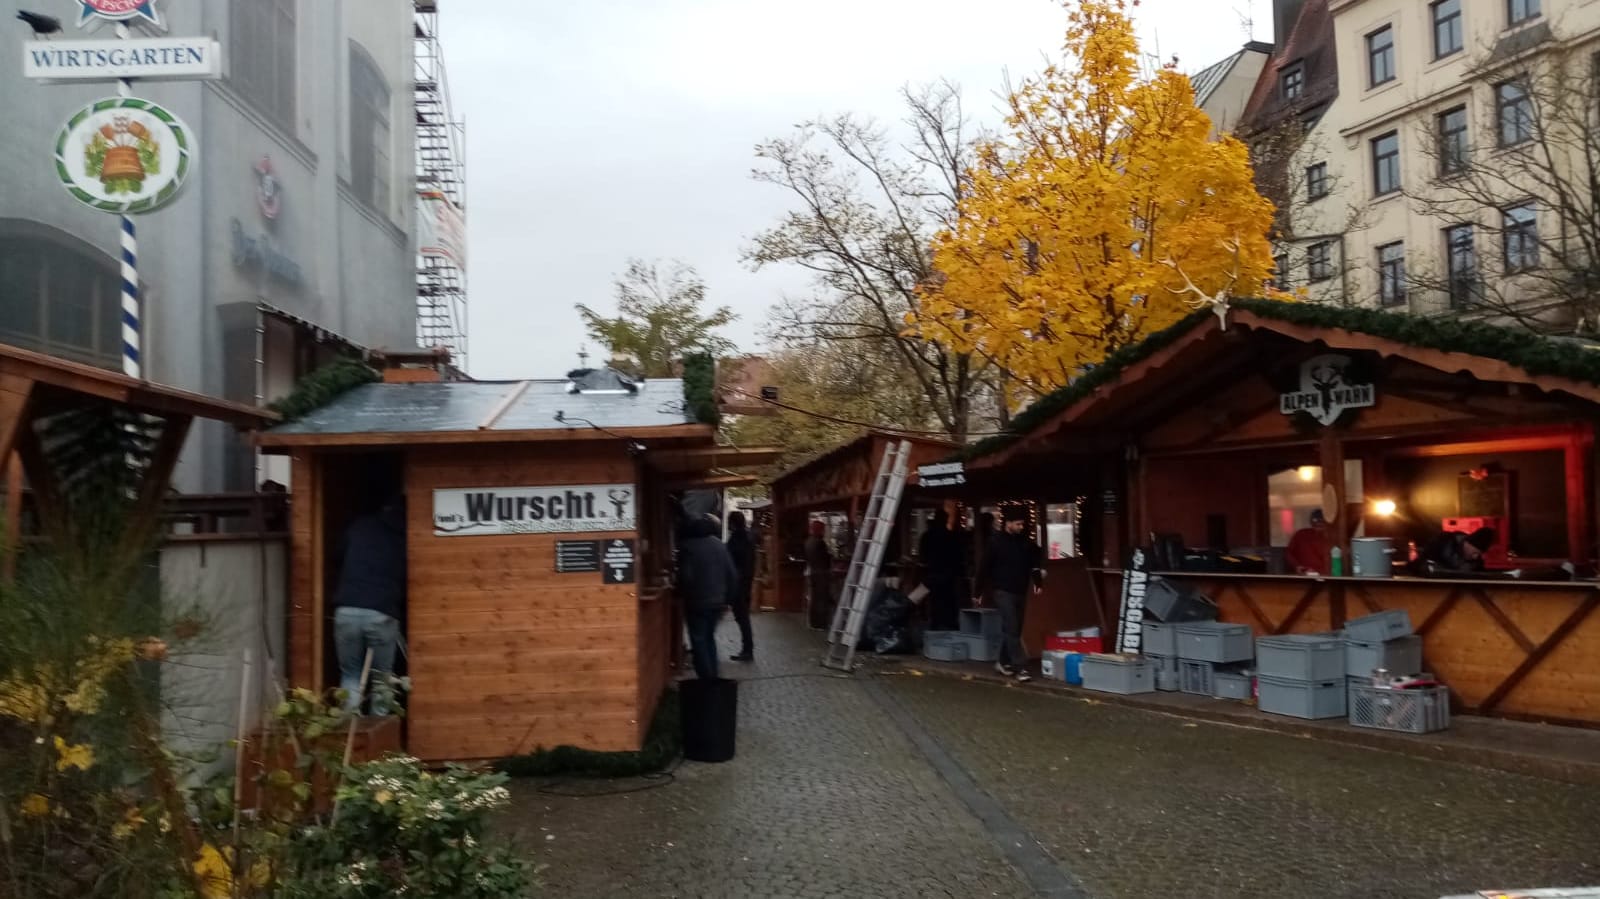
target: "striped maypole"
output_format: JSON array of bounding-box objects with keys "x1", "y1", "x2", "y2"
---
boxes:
[{"x1": 116, "y1": 23, "x2": 140, "y2": 379}]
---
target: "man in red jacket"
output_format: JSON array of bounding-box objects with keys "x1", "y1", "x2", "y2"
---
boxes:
[{"x1": 1286, "y1": 509, "x2": 1331, "y2": 575}]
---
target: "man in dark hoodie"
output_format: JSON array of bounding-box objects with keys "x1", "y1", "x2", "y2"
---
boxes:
[
  {"x1": 677, "y1": 513, "x2": 738, "y2": 679},
  {"x1": 974, "y1": 506, "x2": 1043, "y2": 682},
  {"x1": 332, "y1": 495, "x2": 407, "y2": 715},
  {"x1": 725, "y1": 511, "x2": 757, "y2": 662}
]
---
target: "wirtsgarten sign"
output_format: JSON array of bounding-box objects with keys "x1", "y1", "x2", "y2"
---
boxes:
[{"x1": 24, "y1": 38, "x2": 221, "y2": 82}]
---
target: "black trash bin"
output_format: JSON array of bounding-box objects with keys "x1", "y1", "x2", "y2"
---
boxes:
[{"x1": 680, "y1": 677, "x2": 738, "y2": 763}]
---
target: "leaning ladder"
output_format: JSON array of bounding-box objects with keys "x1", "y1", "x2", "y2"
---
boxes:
[{"x1": 823, "y1": 439, "x2": 913, "y2": 671}]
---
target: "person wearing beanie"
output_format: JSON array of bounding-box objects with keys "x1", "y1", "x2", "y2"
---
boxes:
[
  {"x1": 1415, "y1": 526, "x2": 1497, "y2": 574},
  {"x1": 974, "y1": 505, "x2": 1043, "y2": 682},
  {"x1": 725, "y1": 511, "x2": 757, "y2": 662}
]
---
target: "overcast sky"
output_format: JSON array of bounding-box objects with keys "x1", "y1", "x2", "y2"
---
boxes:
[{"x1": 447, "y1": 0, "x2": 1266, "y2": 379}]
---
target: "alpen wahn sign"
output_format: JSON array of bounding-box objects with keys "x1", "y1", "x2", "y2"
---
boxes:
[{"x1": 433, "y1": 484, "x2": 635, "y2": 536}]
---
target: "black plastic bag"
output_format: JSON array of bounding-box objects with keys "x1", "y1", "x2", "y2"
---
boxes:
[
  {"x1": 860, "y1": 586, "x2": 912, "y2": 648},
  {"x1": 874, "y1": 626, "x2": 913, "y2": 655}
]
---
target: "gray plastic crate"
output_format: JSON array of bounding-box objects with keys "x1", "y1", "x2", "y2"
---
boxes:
[
  {"x1": 1345, "y1": 634, "x2": 1423, "y2": 678},
  {"x1": 1179, "y1": 659, "x2": 1215, "y2": 695},
  {"x1": 1258, "y1": 674, "x2": 1347, "y2": 719},
  {"x1": 1149, "y1": 654, "x2": 1179, "y2": 676},
  {"x1": 1080, "y1": 654, "x2": 1155, "y2": 695},
  {"x1": 923, "y1": 633, "x2": 969, "y2": 662},
  {"x1": 1142, "y1": 621, "x2": 1187, "y2": 657},
  {"x1": 1348, "y1": 683, "x2": 1450, "y2": 733},
  {"x1": 1213, "y1": 670, "x2": 1252, "y2": 701},
  {"x1": 1155, "y1": 668, "x2": 1180, "y2": 691},
  {"x1": 959, "y1": 608, "x2": 1003, "y2": 639},
  {"x1": 1256, "y1": 634, "x2": 1344, "y2": 682},
  {"x1": 1143, "y1": 577, "x2": 1219, "y2": 623},
  {"x1": 1343, "y1": 609, "x2": 1412, "y2": 644},
  {"x1": 958, "y1": 633, "x2": 1001, "y2": 662},
  {"x1": 1176, "y1": 621, "x2": 1254, "y2": 663}
]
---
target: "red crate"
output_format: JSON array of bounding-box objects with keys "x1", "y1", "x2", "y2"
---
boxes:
[{"x1": 1045, "y1": 635, "x2": 1103, "y2": 654}]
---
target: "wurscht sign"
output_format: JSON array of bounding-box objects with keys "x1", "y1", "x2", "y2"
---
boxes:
[{"x1": 434, "y1": 484, "x2": 635, "y2": 536}]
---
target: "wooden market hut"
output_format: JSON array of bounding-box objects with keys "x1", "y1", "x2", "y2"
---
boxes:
[
  {"x1": 767, "y1": 431, "x2": 957, "y2": 622},
  {"x1": 932, "y1": 299, "x2": 1600, "y2": 726},
  {"x1": 257, "y1": 365, "x2": 778, "y2": 762}
]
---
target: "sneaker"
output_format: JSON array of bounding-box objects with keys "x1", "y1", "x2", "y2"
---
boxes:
[
  {"x1": 994, "y1": 662, "x2": 1015, "y2": 677},
  {"x1": 730, "y1": 652, "x2": 754, "y2": 663},
  {"x1": 1014, "y1": 670, "x2": 1034, "y2": 683}
]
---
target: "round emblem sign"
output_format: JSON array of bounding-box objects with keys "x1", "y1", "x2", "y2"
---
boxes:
[
  {"x1": 77, "y1": 0, "x2": 161, "y2": 26},
  {"x1": 254, "y1": 156, "x2": 281, "y2": 222},
  {"x1": 54, "y1": 97, "x2": 192, "y2": 215}
]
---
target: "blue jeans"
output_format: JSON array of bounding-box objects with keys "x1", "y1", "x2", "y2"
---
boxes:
[
  {"x1": 686, "y1": 607, "x2": 722, "y2": 680},
  {"x1": 334, "y1": 606, "x2": 399, "y2": 715}
]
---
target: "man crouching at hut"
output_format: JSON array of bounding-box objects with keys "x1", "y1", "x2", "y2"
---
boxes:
[
  {"x1": 975, "y1": 506, "x2": 1043, "y2": 683},
  {"x1": 677, "y1": 513, "x2": 738, "y2": 679},
  {"x1": 332, "y1": 495, "x2": 407, "y2": 715}
]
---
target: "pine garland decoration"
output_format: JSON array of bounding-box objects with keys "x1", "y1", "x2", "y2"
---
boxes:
[
  {"x1": 960, "y1": 298, "x2": 1600, "y2": 461},
  {"x1": 268, "y1": 356, "x2": 380, "y2": 423},
  {"x1": 495, "y1": 689, "x2": 680, "y2": 778}
]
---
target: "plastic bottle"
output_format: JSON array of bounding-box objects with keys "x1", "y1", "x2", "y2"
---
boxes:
[{"x1": 1330, "y1": 546, "x2": 1344, "y2": 576}]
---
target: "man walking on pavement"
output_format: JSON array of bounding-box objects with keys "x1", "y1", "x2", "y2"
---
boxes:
[
  {"x1": 332, "y1": 495, "x2": 407, "y2": 715},
  {"x1": 725, "y1": 511, "x2": 757, "y2": 662},
  {"x1": 974, "y1": 506, "x2": 1043, "y2": 683},
  {"x1": 677, "y1": 513, "x2": 738, "y2": 679}
]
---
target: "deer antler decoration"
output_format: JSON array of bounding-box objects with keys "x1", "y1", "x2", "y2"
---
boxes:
[{"x1": 1161, "y1": 236, "x2": 1245, "y2": 330}]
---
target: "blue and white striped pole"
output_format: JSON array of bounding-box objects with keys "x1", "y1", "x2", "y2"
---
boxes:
[{"x1": 116, "y1": 23, "x2": 140, "y2": 379}]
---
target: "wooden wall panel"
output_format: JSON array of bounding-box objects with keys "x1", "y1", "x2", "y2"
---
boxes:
[
  {"x1": 1142, "y1": 457, "x2": 1265, "y2": 549},
  {"x1": 405, "y1": 445, "x2": 645, "y2": 761},
  {"x1": 636, "y1": 594, "x2": 672, "y2": 744},
  {"x1": 287, "y1": 451, "x2": 318, "y2": 689}
]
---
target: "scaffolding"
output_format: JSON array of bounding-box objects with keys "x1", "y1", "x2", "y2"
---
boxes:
[{"x1": 414, "y1": 0, "x2": 468, "y2": 370}]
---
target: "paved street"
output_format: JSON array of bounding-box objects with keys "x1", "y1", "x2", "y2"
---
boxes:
[{"x1": 499, "y1": 614, "x2": 1600, "y2": 898}]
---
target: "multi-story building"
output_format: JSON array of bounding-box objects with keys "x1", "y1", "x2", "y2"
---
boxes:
[
  {"x1": 1246, "y1": 0, "x2": 1600, "y2": 330},
  {"x1": 0, "y1": 0, "x2": 419, "y2": 492},
  {"x1": 1191, "y1": 41, "x2": 1275, "y2": 138}
]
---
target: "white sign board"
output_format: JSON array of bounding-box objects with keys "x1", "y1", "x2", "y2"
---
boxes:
[
  {"x1": 433, "y1": 484, "x2": 635, "y2": 536},
  {"x1": 417, "y1": 189, "x2": 467, "y2": 269},
  {"x1": 24, "y1": 38, "x2": 221, "y2": 81},
  {"x1": 917, "y1": 461, "x2": 966, "y2": 488},
  {"x1": 1280, "y1": 353, "x2": 1375, "y2": 426}
]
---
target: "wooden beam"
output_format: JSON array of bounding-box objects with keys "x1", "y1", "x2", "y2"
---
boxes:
[
  {"x1": 13, "y1": 421, "x2": 66, "y2": 542},
  {"x1": 1320, "y1": 429, "x2": 1349, "y2": 561},
  {"x1": 257, "y1": 423, "x2": 714, "y2": 449},
  {"x1": 663, "y1": 473, "x2": 759, "y2": 490},
  {"x1": 1478, "y1": 590, "x2": 1600, "y2": 712},
  {"x1": 1231, "y1": 582, "x2": 1277, "y2": 634},
  {"x1": 1415, "y1": 586, "x2": 1465, "y2": 635},
  {"x1": 1273, "y1": 582, "x2": 1324, "y2": 634},
  {"x1": 1472, "y1": 587, "x2": 1536, "y2": 654}
]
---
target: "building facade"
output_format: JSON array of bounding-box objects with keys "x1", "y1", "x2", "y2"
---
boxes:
[
  {"x1": 1247, "y1": 0, "x2": 1600, "y2": 329},
  {"x1": 0, "y1": 0, "x2": 418, "y2": 492}
]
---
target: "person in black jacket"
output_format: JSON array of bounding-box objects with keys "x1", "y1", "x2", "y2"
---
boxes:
[
  {"x1": 918, "y1": 499, "x2": 969, "y2": 631},
  {"x1": 332, "y1": 495, "x2": 407, "y2": 715},
  {"x1": 974, "y1": 506, "x2": 1043, "y2": 682},
  {"x1": 725, "y1": 512, "x2": 757, "y2": 662},
  {"x1": 677, "y1": 513, "x2": 738, "y2": 679}
]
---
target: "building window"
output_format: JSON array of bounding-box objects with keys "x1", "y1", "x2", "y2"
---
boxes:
[
  {"x1": 1503, "y1": 203, "x2": 1539, "y2": 272},
  {"x1": 1497, "y1": 80, "x2": 1534, "y2": 146},
  {"x1": 1508, "y1": 0, "x2": 1541, "y2": 26},
  {"x1": 1444, "y1": 224, "x2": 1480, "y2": 308},
  {"x1": 1432, "y1": 0, "x2": 1464, "y2": 59},
  {"x1": 1372, "y1": 131, "x2": 1401, "y2": 195},
  {"x1": 1367, "y1": 25, "x2": 1396, "y2": 87},
  {"x1": 1377, "y1": 242, "x2": 1407, "y2": 307},
  {"x1": 230, "y1": 0, "x2": 296, "y2": 129},
  {"x1": 1282, "y1": 63, "x2": 1305, "y2": 100},
  {"x1": 1438, "y1": 106, "x2": 1468, "y2": 175},
  {"x1": 1272, "y1": 252, "x2": 1290, "y2": 288},
  {"x1": 349, "y1": 43, "x2": 392, "y2": 214},
  {"x1": 0, "y1": 224, "x2": 121, "y2": 370},
  {"x1": 1304, "y1": 162, "x2": 1329, "y2": 200},
  {"x1": 1308, "y1": 242, "x2": 1333, "y2": 281}
]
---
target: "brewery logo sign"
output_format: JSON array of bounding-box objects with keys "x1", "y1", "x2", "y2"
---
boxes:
[
  {"x1": 1279, "y1": 354, "x2": 1376, "y2": 427},
  {"x1": 55, "y1": 96, "x2": 191, "y2": 214},
  {"x1": 254, "y1": 156, "x2": 281, "y2": 223},
  {"x1": 77, "y1": 0, "x2": 162, "y2": 28},
  {"x1": 434, "y1": 484, "x2": 636, "y2": 536}
]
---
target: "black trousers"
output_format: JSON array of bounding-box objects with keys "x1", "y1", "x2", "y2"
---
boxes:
[
  {"x1": 686, "y1": 607, "x2": 721, "y2": 679},
  {"x1": 994, "y1": 589, "x2": 1028, "y2": 668},
  {"x1": 731, "y1": 585, "x2": 754, "y2": 656},
  {"x1": 926, "y1": 576, "x2": 963, "y2": 631}
]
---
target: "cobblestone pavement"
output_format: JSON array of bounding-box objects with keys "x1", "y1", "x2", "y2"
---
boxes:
[
  {"x1": 497, "y1": 613, "x2": 1036, "y2": 899},
  {"x1": 498, "y1": 613, "x2": 1600, "y2": 898},
  {"x1": 887, "y1": 674, "x2": 1600, "y2": 899}
]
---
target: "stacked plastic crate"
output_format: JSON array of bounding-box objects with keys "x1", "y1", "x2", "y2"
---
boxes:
[
  {"x1": 1254, "y1": 633, "x2": 1347, "y2": 719},
  {"x1": 1139, "y1": 577, "x2": 1228, "y2": 693},
  {"x1": 1173, "y1": 621, "x2": 1255, "y2": 699},
  {"x1": 1343, "y1": 609, "x2": 1450, "y2": 734},
  {"x1": 955, "y1": 608, "x2": 1003, "y2": 663}
]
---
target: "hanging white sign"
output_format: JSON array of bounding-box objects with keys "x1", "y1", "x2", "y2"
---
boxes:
[
  {"x1": 23, "y1": 38, "x2": 221, "y2": 81},
  {"x1": 417, "y1": 189, "x2": 467, "y2": 269},
  {"x1": 55, "y1": 96, "x2": 192, "y2": 214},
  {"x1": 433, "y1": 484, "x2": 636, "y2": 536}
]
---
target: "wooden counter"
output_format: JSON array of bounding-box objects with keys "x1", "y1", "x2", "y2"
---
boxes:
[{"x1": 1111, "y1": 570, "x2": 1600, "y2": 727}]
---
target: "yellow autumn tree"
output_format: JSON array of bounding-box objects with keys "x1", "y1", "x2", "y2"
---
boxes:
[{"x1": 914, "y1": 0, "x2": 1278, "y2": 396}]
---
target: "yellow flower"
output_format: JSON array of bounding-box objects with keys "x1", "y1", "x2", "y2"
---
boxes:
[
  {"x1": 193, "y1": 844, "x2": 233, "y2": 899},
  {"x1": 0, "y1": 678, "x2": 52, "y2": 724},
  {"x1": 19, "y1": 793, "x2": 49, "y2": 817},
  {"x1": 374, "y1": 789, "x2": 394, "y2": 805},
  {"x1": 111, "y1": 807, "x2": 147, "y2": 840},
  {"x1": 54, "y1": 736, "x2": 95, "y2": 772}
]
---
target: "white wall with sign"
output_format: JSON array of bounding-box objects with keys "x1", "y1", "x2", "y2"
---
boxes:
[{"x1": 433, "y1": 484, "x2": 637, "y2": 536}]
